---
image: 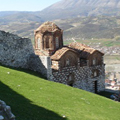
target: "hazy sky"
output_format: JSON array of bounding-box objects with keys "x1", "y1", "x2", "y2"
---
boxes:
[{"x1": 0, "y1": 0, "x2": 60, "y2": 11}]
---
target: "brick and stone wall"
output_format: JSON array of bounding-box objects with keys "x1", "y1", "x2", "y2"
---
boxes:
[{"x1": 51, "y1": 65, "x2": 105, "y2": 93}]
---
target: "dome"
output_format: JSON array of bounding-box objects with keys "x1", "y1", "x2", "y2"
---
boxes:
[{"x1": 34, "y1": 21, "x2": 62, "y2": 34}]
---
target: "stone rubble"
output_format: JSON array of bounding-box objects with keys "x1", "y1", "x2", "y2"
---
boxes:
[{"x1": 0, "y1": 100, "x2": 15, "y2": 120}]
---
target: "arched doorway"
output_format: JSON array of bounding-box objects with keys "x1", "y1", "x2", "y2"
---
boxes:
[
  {"x1": 94, "y1": 81, "x2": 98, "y2": 93},
  {"x1": 67, "y1": 73, "x2": 75, "y2": 87}
]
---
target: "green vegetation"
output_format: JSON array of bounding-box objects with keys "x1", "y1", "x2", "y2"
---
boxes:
[
  {"x1": 64, "y1": 38, "x2": 120, "y2": 47},
  {"x1": 0, "y1": 65, "x2": 120, "y2": 120}
]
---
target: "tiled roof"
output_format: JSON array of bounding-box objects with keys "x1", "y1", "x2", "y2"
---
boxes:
[
  {"x1": 69, "y1": 42, "x2": 104, "y2": 58},
  {"x1": 51, "y1": 42, "x2": 104, "y2": 60},
  {"x1": 69, "y1": 42, "x2": 95, "y2": 53},
  {"x1": 51, "y1": 47, "x2": 78, "y2": 60},
  {"x1": 34, "y1": 21, "x2": 62, "y2": 34}
]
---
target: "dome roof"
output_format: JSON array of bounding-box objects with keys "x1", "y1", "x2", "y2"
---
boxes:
[{"x1": 35, "y1": 21, "x2": 62, "y2": 34}]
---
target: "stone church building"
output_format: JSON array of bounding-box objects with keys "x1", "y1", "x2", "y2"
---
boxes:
[{"x1": 34, "y1": 21, "x2": 105, "y2": 93}]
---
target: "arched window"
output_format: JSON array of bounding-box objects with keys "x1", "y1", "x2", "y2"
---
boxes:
[
  {"x1": 37, "y1": 38, "x2": 41, "y2": 49},
  {"x1": 56, "y1": 37, "x2": 59, "y2": 49},
  {"x1": 46, "y1": 39, "x2": 49, "y2": 49},
  {"x1": 66, "y1": 59, "x2": 70, "y2": 66},
  {"x1": 93, "y1": 58, "x2": 96, "y2": 65},
  {"x1": 94, "y1": 71, "x2": 97, "y2": 77},
  {"x1": 44, "y1": 36, "x2": 49, "y2": 49}
]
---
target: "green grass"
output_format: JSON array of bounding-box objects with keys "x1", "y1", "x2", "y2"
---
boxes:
[
  {"x1": 64, "y1": 38, "x2": 120, "y2": 47},
  {"x1": 0, "y1": 65, "x2": 120, "y2": 120}
]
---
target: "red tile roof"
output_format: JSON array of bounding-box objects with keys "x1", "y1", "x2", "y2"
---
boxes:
[
  {"x1": 69, "y1": 42, "x2": 104, "y2": 58},
  {"x1": 51, "y1": 42, "x2": 104, "y2": 60},
  {"x1": 34, "y1": 21, "x2": 62, "y2": 34},
  {"x1": 51, "y1": 47, "x2": 78, "y2": 60}
]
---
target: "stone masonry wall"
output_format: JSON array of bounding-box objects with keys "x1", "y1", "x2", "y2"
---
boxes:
[
  {"x1": 0, "y1": 100, "x2": 15, "y2": 120},
  {"x1": 0, "y1": 31, "x2": 34, "y2": 68},
  {"x1": 28, "y1": 55, "x2": 52, "y2": 78},
  {"x1": 51, "y1": 65, "x2": 105, "y2": 93},
  {"x1": 0, "y1": 31, "x2": 50, "y2": 78}
]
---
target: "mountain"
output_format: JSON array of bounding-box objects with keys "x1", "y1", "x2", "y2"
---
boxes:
[
  {"x1": 1, "y1": 0, "x2": 120, "y2": 44},
  {"x1": 37, "y1": 0, "x2": 120, "y2": 20},
  {"x1": 0, "y1": 11, "x2": 19, "y2": 17},
  {"x1": 0, "y1": 12, "x2": 43, "y2": 25},
  {"x1": 53, "y1": 16, "x2": 120, "y2": 39}
]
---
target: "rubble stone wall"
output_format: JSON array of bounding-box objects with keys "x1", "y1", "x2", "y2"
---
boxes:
[
  {"x1": 0, "y1": 31, "x2": 50, "y2": 78},
  {"x1": 0, "y1": 100, "x2": 15, "y2": 120},
  {"x1": 0, "y1": 31, "x2": 34, "y2": 68},
  {"x1": 28, "y1": 55, "x2": 52, "y2": 78}
]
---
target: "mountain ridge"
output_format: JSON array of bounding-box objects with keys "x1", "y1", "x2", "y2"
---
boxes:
[{"x1": 38, "y1": 0, "x2": 120, "y2": 20}]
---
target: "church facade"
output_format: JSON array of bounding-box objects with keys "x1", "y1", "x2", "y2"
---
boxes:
[{"x1": 34, "y1": 21, "x2": 105, "y2": 93}]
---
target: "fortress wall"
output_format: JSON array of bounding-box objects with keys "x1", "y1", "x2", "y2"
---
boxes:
[
  {"x1": 28, "y1": 55, "x2": 51, "y2": 78},
  {"x1": 0, "y1": 31, "x2": 34, "y2": 68},
  {"x1": 0, "y1": 31, "x2": 50, "y2": 78}
]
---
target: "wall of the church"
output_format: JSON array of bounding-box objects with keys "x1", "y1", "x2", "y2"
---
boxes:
[{"x1": 51, "y1": 65, "x2": 105, "y2": 93}]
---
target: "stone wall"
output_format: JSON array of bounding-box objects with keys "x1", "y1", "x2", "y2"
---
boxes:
[
  {"x1": 0, "y1": 30, "x2": 51, "y2": 78},
  {"x1": 28, "y1": 55, "x2": 52, "y2": 78},
  {"x1": 0, "y1": 31, "x2": 34, "y2": 68},
  {"x1": 0, "y1": 100, "x2": 15, "y2": 120},
  {"x1": 0, "y1": 30, "x2": 105, "y2": 91},
  {"x1": 51, "y1": 65, "x2": 105, "y2": 93}
]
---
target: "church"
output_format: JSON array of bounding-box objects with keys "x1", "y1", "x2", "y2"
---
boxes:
[{"x1": 34, "y1": 21, "x2": 105, "y2": 93}]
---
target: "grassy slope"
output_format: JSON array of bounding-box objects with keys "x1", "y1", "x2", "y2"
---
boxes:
[{"x1": 0, "y1": 65, "x2": 120, "y2": 120}]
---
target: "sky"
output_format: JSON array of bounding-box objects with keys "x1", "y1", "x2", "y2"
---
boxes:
[{"x1": 0, "y1": 0, "x2": 61, "y2": 11}]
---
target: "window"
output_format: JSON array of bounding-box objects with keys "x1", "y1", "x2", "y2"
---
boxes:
[
  {"x1": 66, "y1": 59, "x2": 70, "y2": 66},
  {"x1": 67, "y1": 74, "x2": 74, "y2": 87},
  {"x1": 69, "y1": 76, "x2": 72, "y2": 81},
  {"x1": 46, "y1": 39, "x2": 49, "y2": 49},
  {"x1": 44, "y1": 36, "x2": 49, "y2": 49},
  {"x1": 80, "y1": 58, "x2": 87, "y2": 66},
  {"x1": 37, "y1": 38, "x2": 41, "y2": 49},
  {"x1": 94, "y1": 71, "x2": 97, "y2": 77},
  {"x1": 93, "y1": 58, "x2": 96, "y2": 65},
  {"x1": 56, "y1": 37, "x2": 59, "y2": 49}
]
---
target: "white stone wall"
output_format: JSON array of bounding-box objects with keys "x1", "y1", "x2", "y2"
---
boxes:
[
  {"x1": 28, "y1": 55, "x2": 52, "y2": 78},
  {"x1": 38, "y1": 56, "x2": 52, "y2": 79}
]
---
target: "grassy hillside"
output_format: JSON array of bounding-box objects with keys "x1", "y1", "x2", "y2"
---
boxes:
[{"x1": 0, "y1": 65, "x2": 120, "y2": 120}]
